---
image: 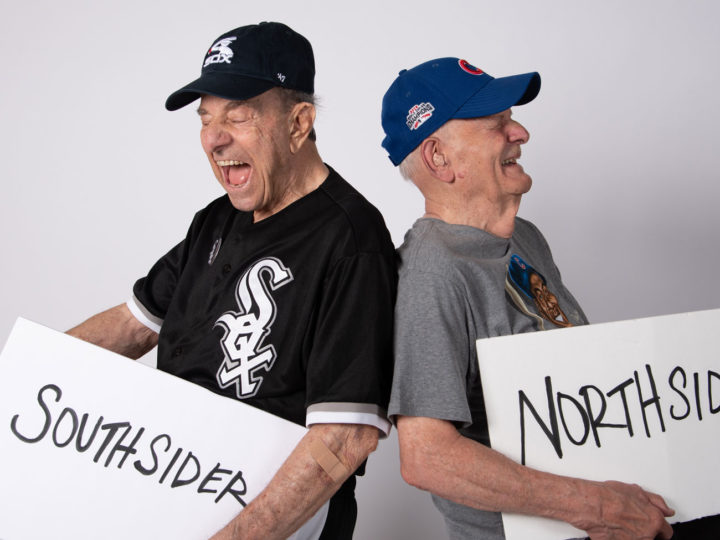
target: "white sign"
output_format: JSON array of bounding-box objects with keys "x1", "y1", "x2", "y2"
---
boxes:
[
  {"x1": 0, "y1": 318, "x2": 326, "y2": 540},
  {"x1": 476, "y1": 309, "x2": 720, "y2": 540}
]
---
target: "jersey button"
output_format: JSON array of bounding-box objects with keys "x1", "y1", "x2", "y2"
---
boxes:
[
  {"x1": 222, "y1": 263, "x2": 232, "y2": 274},
  {"x1": 172, "y1": 346, "x2": 183, "y2": 357}
]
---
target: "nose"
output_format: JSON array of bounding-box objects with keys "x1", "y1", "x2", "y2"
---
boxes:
[
  {"x1": 507, "y1": 119, "x2": 530, "y2": 144},
  {"x1": 201, "y1": 122, "x2": 232, "y2": 155}
]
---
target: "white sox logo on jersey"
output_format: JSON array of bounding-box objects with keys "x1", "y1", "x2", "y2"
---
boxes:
[{"x1": 215, "y1": 257, "x2": 294, "y2": 399}]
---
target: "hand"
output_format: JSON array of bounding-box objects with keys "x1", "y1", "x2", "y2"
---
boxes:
[{"x1": 575, "y1": 480, "x2": 674, "y2": 539}]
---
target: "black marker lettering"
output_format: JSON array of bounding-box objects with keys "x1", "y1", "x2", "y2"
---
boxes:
[
  {"x1": 134, "y1": 434, "x2": 171, "y2": 476},
  {"x1": 579, "y1": 385, "x2": 628, "y2": 448},
  {"x1": 634, "y1": 365, "x2": 665, "y2": 437},
  {"x1": 198, "y1": 463, "x2": 232, "y2": 495},
  {"x1": 710, "y1": 370, "x2": 720, "y2": 414},
  {"x1": 52, "y1": 407, "x2": 79, "y2": 448},
  {"x1": 93, "y1": 422, "x2": 130, "y2": 465},
  {"x1": 76, "y1": 414, "x2": 104, "y2": 452},
  {"x1": 518, "y1": 376, "x2": 562, "y2": 465},
  {"x1": 215, "y1": 470, "x2": 247, "y2": 506},
  {"x1": 159, "y1": 447, "x2": 183, "y2": 484},
  {"x1": 694, "y1": 372, "x2": 703, "y2": 421},
  {"x1": 171, "y1": 451, "x2": 201, "y2": 488},
  {"x1": 105, "y1": 426, "x2": 145, "y2": 469},
  {"x1": 10, "y1": 383, "x2": 60, "y2": 443},
  {"x1": 606, "y1": 378, "x2": 635, "y2": 437},
  {"x1": 557, "y1": 392, "x2": 589, "y2": 446},
  {"x1": 668, "y1": 367, "x2": 691, "y2": 420}
]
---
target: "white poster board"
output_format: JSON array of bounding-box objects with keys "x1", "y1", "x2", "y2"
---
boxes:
[
  {"x1": 0, "y1": 318, "x2": 323, "y2": 540},
  {"x1": 476, "y1": 309, "x2": 720, "y2": 540}
]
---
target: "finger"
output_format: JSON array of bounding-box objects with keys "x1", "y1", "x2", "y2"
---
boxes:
[
  {"x1": 657, "y1": 518, "x2": 674, "y2": 539},
  {"x1": 646, "y1": 492, "x2": 675, "y2": 517}
]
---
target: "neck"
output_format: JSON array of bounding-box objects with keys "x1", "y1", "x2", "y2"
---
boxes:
[
  {"x1": 423, "y1": 195, "x2": 521, "y2": 238},
  {"x1": 252, "y1": 143, "x2": 328, "y2": 222}
]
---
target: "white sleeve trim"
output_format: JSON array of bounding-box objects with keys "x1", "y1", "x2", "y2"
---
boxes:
[
  {"x1": 126, "y1": 296, "x2": 162, "y2": 333},
  {"x1": 305, "y1": 410, "x2": 391, "y2": 438}
]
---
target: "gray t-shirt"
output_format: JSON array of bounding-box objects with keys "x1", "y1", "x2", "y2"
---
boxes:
[{"x1": 389, "y1": 217, "x2": 588, "y2": 540}]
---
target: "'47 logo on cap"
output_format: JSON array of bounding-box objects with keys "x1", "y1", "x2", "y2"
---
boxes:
[{"x1": 406, "y1": 102, "x2": 435, "y2": 131}]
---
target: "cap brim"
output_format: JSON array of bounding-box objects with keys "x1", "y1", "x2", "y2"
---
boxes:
[
  {"x1": 454, "y1": 72, "x2": 541, "y2": 119},
  {"x1": 165, "y1": 72, "x2": 278, "y2": 111}
]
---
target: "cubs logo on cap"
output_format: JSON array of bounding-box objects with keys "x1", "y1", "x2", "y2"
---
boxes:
[{"x1": 458, "y1": 59, "x2": 484, "y2": 75}]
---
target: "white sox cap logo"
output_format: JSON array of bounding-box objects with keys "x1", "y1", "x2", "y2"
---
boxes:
[
  {"x1": 215, "y1": 257, "x2": 293, "y2": 399},
  {"x1": 204, "y1": 37, "x2": 237, "y2": 67}
]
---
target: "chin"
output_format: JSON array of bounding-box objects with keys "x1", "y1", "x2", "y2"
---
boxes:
[
  {"x1": 519, "y1": 175, "x2": 532, "y2": 194},
  {"x1": 227, "y1": 195, "x2": 256, "y2": 212}
]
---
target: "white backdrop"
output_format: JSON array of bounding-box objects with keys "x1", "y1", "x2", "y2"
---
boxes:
[{"x1": 2, "y1": 1, "x2": 719, "y2": 538}]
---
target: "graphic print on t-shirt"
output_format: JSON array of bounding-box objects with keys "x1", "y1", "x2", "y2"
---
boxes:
[
  {"x1": 506, "y1": 254, "x2": 572, "y2": 328},
  {"x1": 215, "y1": 257, "x2": 294, "y2": 398}
]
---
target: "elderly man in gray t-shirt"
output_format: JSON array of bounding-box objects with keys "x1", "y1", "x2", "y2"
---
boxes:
[{"x1": 380, "y1": 57, "x2": 675, "y2": 540}]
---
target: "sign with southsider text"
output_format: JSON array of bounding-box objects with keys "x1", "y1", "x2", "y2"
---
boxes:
[
  {"x1": 0, "y1": 318, "x2": 328, "y2": 540},
  {"x1": 477, "y1": 309, "x2": 720, "y2": 540}
]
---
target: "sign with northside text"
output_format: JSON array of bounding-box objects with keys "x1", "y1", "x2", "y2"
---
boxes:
[
  {"x1": 0, "y1": 318, "x2": 328, "y2": 540},
  {"x1": 476, "y1": 309, "x2": 720, "y2": 540}
]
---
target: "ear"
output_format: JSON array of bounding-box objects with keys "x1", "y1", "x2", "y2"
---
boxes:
[
  {"x1": 419, "y1": 137, "x2": 454, "y2": 183},
  {"x1": 288, "y1": 102, "x2": 316, "y2": 154}
]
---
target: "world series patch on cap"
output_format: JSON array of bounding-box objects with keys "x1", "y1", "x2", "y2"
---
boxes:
[
  {"x1": 380, "y1": 57, "x2": 541, "y2": 166},
  {"x1": 166, "y1": 21, "x2": 315, "y2": 111}
]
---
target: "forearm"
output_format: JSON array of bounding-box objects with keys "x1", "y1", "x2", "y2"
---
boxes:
[
  {"x1": 399, "y1": 417, "x2": 564, "y2": 515},
  {"x1": 211, "y1": 423, "x2": 378, "y2": 540},
  {"x1": 408, "y1": 433, "x2": 586, "y2": 520},
  {"x1": 67, "y1": 303, "x2": 158, "y2": 359},
  {"x1": 397, "y1": 416, "x2": 673, "y2": 538}
]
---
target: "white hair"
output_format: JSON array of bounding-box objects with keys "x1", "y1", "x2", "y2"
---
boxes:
[{"x1": 397, "y1": 148, "x2": 421, "y2": 182}]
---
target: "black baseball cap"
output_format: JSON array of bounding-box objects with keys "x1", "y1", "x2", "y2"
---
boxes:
[{"x1": 165, "y1": 21, "x2": 315, "y2": 111}]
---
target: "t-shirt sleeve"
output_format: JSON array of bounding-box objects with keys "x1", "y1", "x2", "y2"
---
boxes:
[
  {"x1": 304, "y1": 252, "x2": 396, "y2": 436},
  {"x1": 389, "y1": 269, "x2": 474, "y2": 426}
]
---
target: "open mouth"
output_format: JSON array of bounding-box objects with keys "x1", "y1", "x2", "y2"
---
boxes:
[
  {"x1": 216, "y1": 160, "x2": 251, "y2": 187},
  {"x1": 501, "y1": 158, "x2": 518, "y2": 166}
]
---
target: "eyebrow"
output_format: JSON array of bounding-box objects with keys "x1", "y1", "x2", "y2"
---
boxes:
[{"x1": 196, "y1": 100, "x2": 253, "y2": 116}]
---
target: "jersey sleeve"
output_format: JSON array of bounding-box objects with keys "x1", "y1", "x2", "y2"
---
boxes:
[
  {"x1": 130, "y1": 237, "x2": 188, "y2": 331},
  {"x1": 304, "y1": 251, "x2": 396, "y2": 436},
  {"x1": 388, "y1": 268, "x2": 474, "y2": 427},
  {"x1": 129, "y1": 199, "x2": 225, "y2": 330},
  {"x1": 130, "y1": 204, "x2": 218, "y2": 331}
]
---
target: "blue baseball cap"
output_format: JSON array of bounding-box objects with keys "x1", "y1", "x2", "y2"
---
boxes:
[{"x1": 381, "y1": 57, "x2": 541, "y2": 166}]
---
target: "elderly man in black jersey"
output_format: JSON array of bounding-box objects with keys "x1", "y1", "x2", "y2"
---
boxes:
[{"x1": 68, "y1": 22, "x2": 396, "y2": 540}]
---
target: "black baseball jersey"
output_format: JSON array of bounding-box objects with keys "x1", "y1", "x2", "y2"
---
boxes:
[{"x1": 129, "y1": 166, "x2": 396, "y2": 433}]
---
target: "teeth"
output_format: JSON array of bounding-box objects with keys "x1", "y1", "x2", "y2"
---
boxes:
[
  {"x1": 216, "y1": 160, "x2": 246, "y2": 166},
  {"x1": 502, "y1": 158, "x2": 517, "y2": 166}
]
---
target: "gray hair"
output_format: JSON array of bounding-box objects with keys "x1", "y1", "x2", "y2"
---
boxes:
[
  {"x1": 398, "y1": 148, "x2": 420, "y2": 181},
  {"x1": 280, "y1": 89, "x2": 317, "y2": 142}
]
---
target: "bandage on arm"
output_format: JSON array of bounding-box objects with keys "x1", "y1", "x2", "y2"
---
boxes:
[{"x1": 309, "y1": 437, "x2": 350, "y2": 483}]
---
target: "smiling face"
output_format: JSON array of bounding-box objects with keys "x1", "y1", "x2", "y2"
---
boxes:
[
  {"x1": 198, "y1": 89, "x2": 297, "y2": 220},
  {"x1": 442, "y1": 108, "x2": 532, "y2": 205}
]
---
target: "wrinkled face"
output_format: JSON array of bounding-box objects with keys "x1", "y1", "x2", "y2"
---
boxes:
[
  {"x1": 198, "y1": 90, "x2": 293, "y2": 220},
  {"x1": 442, "y1": 109, "x2": 532, "y2": 204}
]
